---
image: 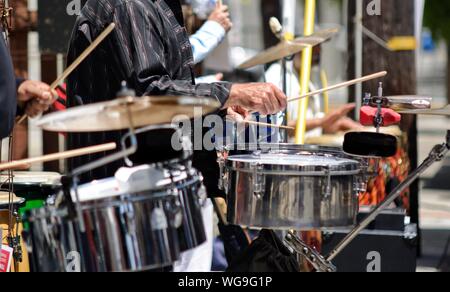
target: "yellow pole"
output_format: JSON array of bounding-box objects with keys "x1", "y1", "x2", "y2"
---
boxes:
[
  {"x1": 295, "y1": 0, "x2": 316, "y2": 144},
  {"x1": 320, "y1": 70, "x2": 330, "y2": 114}
]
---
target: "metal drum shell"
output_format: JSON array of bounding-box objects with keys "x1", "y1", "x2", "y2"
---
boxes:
[
  {"x1": 220, "y1": 144, "x2": 363, "y2": 230},
  {"x1": 173, "y1": 170, "x2": 207, "y2": 251},
  {"x1": 25, "y1": 166, "x2": 207, "y2": 272},
  {"x1": 26, "y1": 191, "x2": 181, "y2": 272}
]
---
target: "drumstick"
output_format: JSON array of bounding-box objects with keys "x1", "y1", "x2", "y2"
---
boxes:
[
  {"x1": 17, "y1": 23, "x2": 117, "y2": 124},
  {"x1": 227, "y1": 118, "x2": 294, "y2": 130},
  {"x1": 243, "y1": 120, "x2": 295, "y2": 131},
  {"x1": 0, "y1": 142, "x2": 117, "y2": 171},
  {"x1": 288, "y1": 71, "x2": 387, "y2": 102}
]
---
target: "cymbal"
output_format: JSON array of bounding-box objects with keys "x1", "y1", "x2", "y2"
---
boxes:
[
  {"x1": 37, "y1": 96, "x2": 221, "y2": 133},
  {"x1": 238, "y1": 28, "x2": 339, "y2": 69},
  {"x1": 292, "y1": 28, "x2": 339, "y2": 46},
  {"x1": 398, "y1": 105, "x2": 450, "y2": 116},
  {"x1": 384, "y1": 96, "x2": 432, "y2": 111}
]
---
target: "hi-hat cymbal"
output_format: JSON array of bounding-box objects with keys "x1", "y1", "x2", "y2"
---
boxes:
[
  {"x1": 238, "y1": 28, "x2": 339, "y2": 69},
  {"x1": 398, "y1": 105, "x2": 450, "y2": 116},
  {"x1": 384, "y1": 96, "x2": 432, "y2": 111},
  {"x1": 37, "y1": 96, "x2": 221, "y2": 133}
]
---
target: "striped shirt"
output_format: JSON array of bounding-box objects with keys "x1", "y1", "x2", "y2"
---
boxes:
[{"x1": 66, "y1": 0, "x2": 231, "y2": 183}]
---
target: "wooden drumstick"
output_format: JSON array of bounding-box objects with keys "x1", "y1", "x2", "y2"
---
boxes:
[
  {"x1": 288, "y1": 71, "x2": 388, "y2": 102},
  {"x1": 243, "y1": 120, "x2": 295, "y2": 131},
  {"x1": 0, "y1": 142, "x2": 117, "y2": 171},
  {"x1": 228, "y1": 118, "x2": 294, "y2": 131},
  {"x1": 17, "y1": 23, "x2": 117, "y2": 124}
]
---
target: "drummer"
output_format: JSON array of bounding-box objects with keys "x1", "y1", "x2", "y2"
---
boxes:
[
  {"x1": 265, "y1": 44, "x2": 362, "y2": 140},
  {"x1": 66, "y1": 0, "x2": 286, "y2": 186},
  {"x1": 0, "y1": 17, "x2": 56, "y2": 139}
]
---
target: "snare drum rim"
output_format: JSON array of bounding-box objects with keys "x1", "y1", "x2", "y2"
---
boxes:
[
  {"x1": 71, "y1": 169, "x2": 202, "y2": 204},
  {"x1": 0, "y1": 172, "x2": 62, "y2": 186},
  {"x1": 220, "y1": 143, "x2": 345, "y2": 155},
  {"x1": 224, "y1": 151, "x2": 361, "y2": 175}
]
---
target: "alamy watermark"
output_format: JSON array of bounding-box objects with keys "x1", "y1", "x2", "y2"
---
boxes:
[
  {"x1": 366, "y1": 251, "x2": 381, "y2": 272},
  {"x1": 169, "y1": 107, "x2": 284, "y2": 153},
  {"x1": 67, "y1": 0, "x2": 82, "y2": 16},
  {"x1": 66, "y1": 251, "x2": 81, "y2": 272},
  {"x1": 367, "y1": 0, "x2": 381, "y2": 16},
  {"x1": 66, "y1": 0, "x2": 380, "y2": 17}
]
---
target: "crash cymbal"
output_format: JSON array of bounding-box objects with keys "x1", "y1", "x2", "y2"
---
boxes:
[
  {"x1": 292, "y1": 28, "x2": 339, "y2": 46},
  {"x1": 238, "y1": 28, "x2": 338, "y2": 69},
  {"x1": 237, "y1": 41, "x2": 307, "y2": 70},
  {"x1": 398, "y1": 105, "x2": 450, "y2": 116},
  {"x1": 36, "y1": 96, "x2": 221, "y2": 133}
]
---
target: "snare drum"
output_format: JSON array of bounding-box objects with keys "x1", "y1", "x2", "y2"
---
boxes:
[
  {"x1": 25, "y1": 164, "x2": 206, "y2": 272},
  {"x1": 219, "y1": 144, "x2": 363, "y2": 230}
]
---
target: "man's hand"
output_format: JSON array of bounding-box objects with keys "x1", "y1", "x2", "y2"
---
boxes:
[
  {"x1": 208, "y1": 4, "x2": 232, "y2": 32},
  {"x1": 226, "y1": 105, "x2": 250, "y2": 123},
  {"x1": 226, "y1": 83, "x2": 287, "y2": 115},
  {"x1": 308, "y1": 103, "x2": 362, "y2": 134},
  {"x1": 17, "y1": 80, "x2": 57, "y2": 118},
  {"x1": 323, "y1": 116, "x2": 362, "y2": 134}
]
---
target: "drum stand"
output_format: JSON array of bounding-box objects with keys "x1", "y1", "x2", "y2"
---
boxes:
[{"x1": 284, "y1": 130, "x2": 450, "y2": 272}]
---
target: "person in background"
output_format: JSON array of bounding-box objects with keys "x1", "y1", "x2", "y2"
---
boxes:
[{"x1": 189, "y1": 1, "x2": 232, "y2": 65}]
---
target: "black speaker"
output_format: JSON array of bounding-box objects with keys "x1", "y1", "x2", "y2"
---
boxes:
[
  {"x1": 38, "y1": 0, "x2": 87, "y2": 54},
  {"x1": 322, "y1": 209, "x2": 418, "y2": 272}
]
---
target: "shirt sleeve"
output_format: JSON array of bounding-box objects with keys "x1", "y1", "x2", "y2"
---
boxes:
[
  {"x1": 0, "y1": 39, "x2": 17, "y2": 139},
  {"x1": 112, "y1": 2, "x2": 231, "y2": 106},
  {"x1": 190, "y1": 20, "x2": 226, "y2": 64}
]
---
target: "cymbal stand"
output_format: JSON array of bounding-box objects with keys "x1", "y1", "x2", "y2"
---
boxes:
[
  {"x1": 120, "y1": 124, "x2": 193, "y2": 168},
  {"x1": 284, "y1": 231, "x2": 336, "y2": 272},
  {"x1": 68, "y1": 101, "x2": 138, "y2": 233}
]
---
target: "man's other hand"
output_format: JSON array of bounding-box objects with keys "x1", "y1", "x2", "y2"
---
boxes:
[
  {"x1": 208, "y1": 4, "x2": 232, "y2": 32},
  {"x1": 17, "y1": 80, "x2": 57, "y2": 117}
]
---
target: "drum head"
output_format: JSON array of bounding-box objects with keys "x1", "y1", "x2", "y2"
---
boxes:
[
  {"x1": 73, "y1": 165, "x2": 191, "y2": 203},
  {"x1": 0, "y1": 172, "x2": 61, "y2": 200},
  {"x1": 226, "y1": 152, "x2": 361, "y2": 175}
]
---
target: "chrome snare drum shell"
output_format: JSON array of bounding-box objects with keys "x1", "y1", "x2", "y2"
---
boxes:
[
  {"x1": 25, "y1": 165, "x2": 207, "y2": 272},
  {"x1": 26, "y1": 179, "x2": 181, "y2": 272},
  {"x1": 223, "y1": 144, "x2": 362, "y2": 230},
  {"x1": 162, "y1": 165, "x2": 207, "y2": 251}
]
